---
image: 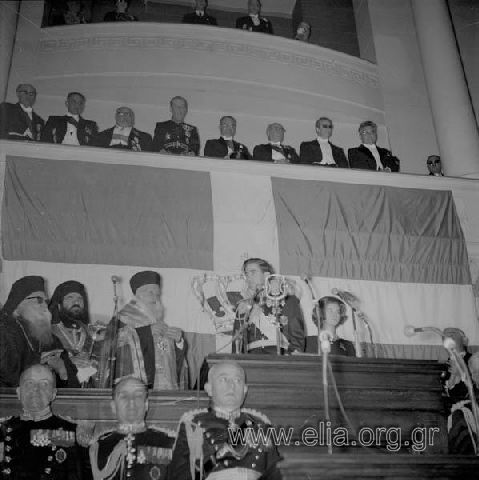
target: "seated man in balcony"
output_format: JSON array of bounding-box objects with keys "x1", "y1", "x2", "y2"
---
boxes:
[
  {"x1": 89, "y1": 376, "x2": 176, "y2": 480},
  {"x1": 426, "y1": 154, "x2": 444, "y2": 176},
  {"x1": 0, "y1": 276, "x2": 80, "y2": 388},
  {"x1": 98, "y1": 271, "x2": 186, "y2": 390},
  {"x1": 253, "y1": 123, "x2": 299, "y2": 164},
  {"x1": 204, "y1": 115, "x2": 251, "y2": 159},
  {"x1": 300, "y1": 117, "x2": 348, "y2": 167},
  {"x1": 41, "y1": 92, "x2": 98, "y2": 146},
  {"x1": 348, "y1": 120, "x2": 400, "y2": 172},
  {"x1": 94, "y1": 106, "x2": 153, "y2": 152},
  {"x1": 0, "y1": 83, "x2": 44, "y2": 141},
  {"x1": 0, "y1": 364, "x2": 85, "y2": 479},
  {"x1": 183, "y1": 0, "x2": 217, "y2": 25},
  {"x1": 232, "y1": 258, "x2": 305, "y2": 354},
  {"x1": 294, "y1": 21, "x2": 311, "y2": 42},
  {"x1": 49, "y1": 280, "x2": 105, "y2": 387},
  {"x1": 169, "y1": 361, "x2": 282, "y2": 480},
  {"x1": 236, "y1": 0, "x2": 273, "y2": 34},
  {"x1": 153, "y1": 96, "x2": 200, "y2": 156},
  {"x1": 104, "y1": 0, "x2": 138, "y2": 22}
]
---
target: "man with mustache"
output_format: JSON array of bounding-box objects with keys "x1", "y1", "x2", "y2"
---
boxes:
[
  {"x1": 0, "y1": 276, "x2": 80, "y2": 387},
  {"x1": 49, "y1": 280, "x2": 104, "y2": 387},
  {"x1": 0, "y1": 364, "x2": 86, "y2": 479},
  {"x1": 98, "y1": 271, "x2": 186, "y2": 390},
  {"x1": 170, "y1": 361, "x2": 282, "y2": 480}
]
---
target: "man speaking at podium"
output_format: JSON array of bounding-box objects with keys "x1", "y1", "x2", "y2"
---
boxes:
[{"x1": 232, "y1": 258, "x2": 305, "y2": 354}]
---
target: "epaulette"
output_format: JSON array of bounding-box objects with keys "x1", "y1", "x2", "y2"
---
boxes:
[
  {"x1": 0, "y1": 416, "x2": 13, "y2": 425},
  {"x1": 241, "y1": 408, "x2": 272, "y2": 425},
  {"x1": 179, "y1": 408, "x2": 208, "y2": 425},
  {"x1": 150, "y1": 425, "x2": 176, "y2": 438}
]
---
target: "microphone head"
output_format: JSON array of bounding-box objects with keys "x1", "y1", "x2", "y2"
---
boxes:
[
  {"x1": 111, "y1": 275, "x2": 120, "y2": 283},
  {"x1": 404, "y1": 325, "x2": 417, "y2": 337},
  {"x1": 331, "y1": 288, "x2": 339, "y2": 296}
]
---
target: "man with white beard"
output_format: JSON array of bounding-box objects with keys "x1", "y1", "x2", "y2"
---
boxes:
[
  {"x1": 0, "y1": 276, "x2": 80, "y2": 387},
  {"x1": 98, "y1": 271, "x2": 186, "y2": 389}
]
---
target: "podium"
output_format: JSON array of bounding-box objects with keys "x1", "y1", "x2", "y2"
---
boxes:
[{"x1": 206, "y1": 354, "x2": 448, "y2": 454}]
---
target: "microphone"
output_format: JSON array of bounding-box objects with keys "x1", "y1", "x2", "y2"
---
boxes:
[
  {"x1": 404, "y1": 325, "x2": 444, "y2": 338},
  {"x1": 331, "y1": 288, "x2": 360, "y2": 310},
  {"x1": 319, "y1": 330, "x2": 333, "y2": 354},
  {"x1": 111, "y1": 275, "x2": 120, "y2": 284}
]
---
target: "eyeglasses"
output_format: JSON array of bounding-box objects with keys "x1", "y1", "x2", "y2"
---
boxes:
[
  {"x1": 320, "y1": 125, "x2": 333, "y2": 129},
  {"x1": 427, "y1": 160, "x2": 441, "y2": 165},
  {"x1": 18, "y1": 91, "x2": 36, "y2": 95},
  {"x1": 25, "y1": 296, "x2": 48, "y2": 305}
]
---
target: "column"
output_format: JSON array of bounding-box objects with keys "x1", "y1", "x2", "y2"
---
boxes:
[
  {"x1": 412, "y1": 0, "x2": 479, "y2": 177},
  {"x1": 0, "y1": 1, "x2": 20, "y2": 102}
]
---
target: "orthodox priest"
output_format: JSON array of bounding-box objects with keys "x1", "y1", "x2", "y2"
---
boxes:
[
  {"x1": 0, "y1": 276, "x2": 80, "y2": 388},
  {"x1": 99, "y1": 271, "x2": 186, "y2": 389},
  {"x1": 49, "y1": 280, "x2": 105, "y2": 387}
]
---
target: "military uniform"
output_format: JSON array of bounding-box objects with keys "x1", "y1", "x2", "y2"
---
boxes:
[
  {"x1": 0, "y1": 414, "x2": 84, "y2": 479},
  {"x1": 89, "y1": 426, "x2": 175, "y2": 480},
  {"x1": 153, "y1": 120, "x2": 200, "y2": 156},
  {"x1": 170, "y1": 408, "x2": 282, "y2": 480}
]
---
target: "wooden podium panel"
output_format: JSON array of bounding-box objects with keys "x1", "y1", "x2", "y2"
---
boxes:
[
  {"x1": 207, "y1": 354, "x2": 448, "y2": 454},
  {"x1": 279, "y1": 447, "x2": 479, "y2": 480}
]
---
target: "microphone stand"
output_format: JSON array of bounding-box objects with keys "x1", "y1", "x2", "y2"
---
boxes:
[
  {"x1": 98, "y1": 279, "x2": 120, "y2": 388},
  {"x1": 319, "y1": 331, "x2": 333, "y2": 454},
  {"x1": 351, "y1": 310, "x2": 362, "y2": 358},
  {"x1": 447, "y1": 343, "x2": 479, "y2": 455}
]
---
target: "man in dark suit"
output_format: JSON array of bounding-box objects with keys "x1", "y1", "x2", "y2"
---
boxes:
[
  {"x1": 253, "y1": 123, "x2": 299, "y2": 163},
  {"x1": 204, "y1": 115, "x2": 251, "y2": 159},
  {"x1": 153, "y1": 96, "x2": 200, "y2": 155},
  {"x1": 182, "y1": 0, "x2": 217, "y2": 25},
  {"x1": 236, "y1": 0, "x2": 273, "y2": 34},
  {"x1": 93, "y1": 106, "x2": 153, "y2": 152},
  {"x1": 300, "y1": 117, "x2": 349, "y2": 168},
  {"x1": 0, "y1": 83, "x2": 44, "y2": 141},
  {"x1": 41, "y1": 92, "x2": 98, "y2": 146},
  {"x1": 348, "y1": 120, "x2": 400, "y2": 172}
]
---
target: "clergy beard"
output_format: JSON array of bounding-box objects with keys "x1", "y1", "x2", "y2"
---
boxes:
[
  {"x1": 21, "y1": 317, "x2": 54, "y2": 348},
  {"x1": 59, "y1": 307, "x2": 88, "y2": 327}
]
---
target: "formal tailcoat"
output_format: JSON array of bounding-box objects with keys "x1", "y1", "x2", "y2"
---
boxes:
[
  {"x1": 93, "y1": 127, "x2": 153, "y2": 152},
  {"x1": 204, "y1": 138, "x2": 251, "y2": 159},
  {"x1": 252, "y1": 144, "x2": 300, "y2": 164},
  {"x1": 235, "y1": 16, "x2": 273, "y2": 34},
  {"x1": 41, "y1": 116, "x2": 98, "y2": 146},
  {"x1": 182, "y1": 12, "x2": 217, "y2": 25},
  {"x1": 299, "y1": 139, "x2": 349, "y2": 168},
  {"x1": 348, "y1": 145, "x2": 400, "y2": 171},
  {"x1": 0, "y1": 102, "x2": 44, "y2": 141}
]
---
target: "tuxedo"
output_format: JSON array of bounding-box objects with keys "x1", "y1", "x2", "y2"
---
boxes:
[
  {"x1": 253, "y1": 143, "x2": 300, "y2": 163},
  {"x1": 0, "y1": 102, "x2": 44, "y2": 141},
  {"x1": 204, "y1": 137, "x2": 251, "y2": 159},
  {"x1": 41, "y1": 115, "x2": 98, "y2": 146},
  {"x1": 235, "y1": 15, "x2": 273, "y2": 33},
  {"x1": 182, "y1": 11, "x2": 217, "y2": 25},
  {"x1": 299, "y1": 139, "x2": 349, "y2": 168},
  {"x1": 348, "y1": 144, "x2": 400, "y2": 172},
  {"x1": 93, "y1": 126, "x2": 153, "y2": 152}
]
